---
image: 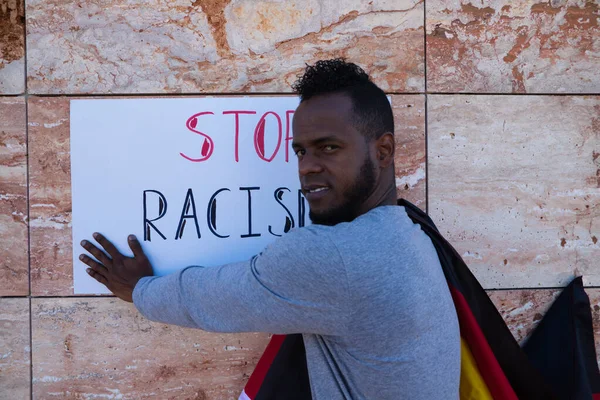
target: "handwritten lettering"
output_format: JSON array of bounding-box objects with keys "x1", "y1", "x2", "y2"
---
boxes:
[
  {"x1": 180, "y1": 112, "x2": 215, "y2": 162},
  {"x1": 268, "y1": 187, "x2": 294, "y2": 237},
  {"x1": 223, "y1": 110, "x2": 257, "y2": 162},
  {"x1": 207, "y1": 188, "x2": 230, "y2": 238},
  {"x1": 175, "y1": 188, "x2": 201, "y2": 240},
  {"x1": 181, "y1": 109, "x2": 296, "y2": 163},
  {"x1": 143, "y1": 190, "x2": 168, "y2": 241},
  {"x1": 254, "y1": 112, "x2": 282, "y2": 162},
  {"x1": 142, "y1": 186, "x2": 306, "y2": 242}
]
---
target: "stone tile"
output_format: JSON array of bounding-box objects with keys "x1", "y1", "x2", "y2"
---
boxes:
[
  {"x1": 28, "y1": 95, "x2": 427, "y2": 295},
  {"x1": 32, "y1": 298, "x2": 270, "y2": 399},
  {"x1": 392, "y1": 95, "x2": 426, "y2": 210},
  {"x1": 0, "y1": 97, "x2": 28, "y2": 296},
  {"x1": 426, "y1": 1, "x2": 600, "y2": 93},
  {"x1": 26, "y1": 0, "x2": 424, "y2": 94},
  {"x1": 488, "y1": 288, "x2": 600, "y2": 367},
  {"x1": 28, "y1": 97, "x2": 72, "y2": 296},
  {"x1": 0, "y1": 298, "x2": 31, "y2": 400},
  {"x1": 0, "y1": 0, "x2": 25, "y2": 94},
  {"x1": 488, "y1": 288, "x2": 560, "y2": 344},
  {"x1": 428, "y1": 95, "x2": 600, "y2": 289}
]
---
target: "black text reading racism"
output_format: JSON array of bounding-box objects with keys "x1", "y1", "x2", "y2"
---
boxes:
[{"x1": 143, "y1": 187, "x2": 307, "y2": 242}]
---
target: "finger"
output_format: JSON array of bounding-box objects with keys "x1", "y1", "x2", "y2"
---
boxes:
[
  {"x1": 93, "y1": 232, "x2": 121, "y2": 259},
  {"x1": 79, "y1": 254, "x2": 109, "y2": 276},
  {"x1": 128, "y1": 235, "x2": 146, "y2": 259},
  {"x1": 80, "y1": 240, "x2": 111, "y2": 266},
  {"x1": 86, "y1": 267, "x2": 109, "y2": 286}
]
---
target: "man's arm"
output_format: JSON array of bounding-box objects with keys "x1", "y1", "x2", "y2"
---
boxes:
[{"x1": 81, "y1": 227, "x2": 350, "y2": 335}]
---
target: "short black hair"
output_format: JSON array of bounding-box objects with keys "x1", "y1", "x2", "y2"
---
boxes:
[{"x1": 292, "y1": 58, "x2": 394, "y2": 139}]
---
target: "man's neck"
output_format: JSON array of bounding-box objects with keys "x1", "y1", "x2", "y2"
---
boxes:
[{"x1": 356, "y1": 183, "x2": 398, "y2": 217}]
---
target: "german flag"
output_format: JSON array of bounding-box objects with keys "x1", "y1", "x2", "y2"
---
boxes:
[
  {"x1": 523, "y1": 276, "x2": 600, "y2": 400},
  {"x1": 240, "y1": 199, "x2": 600, "y2": 400}
]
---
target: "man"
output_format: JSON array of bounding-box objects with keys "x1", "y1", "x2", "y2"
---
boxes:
[{"x1": 80, "y1": 59, "x2": 461, "y2": 399}]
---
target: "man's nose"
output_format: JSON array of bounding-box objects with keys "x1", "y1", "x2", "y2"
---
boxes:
[{"x1": 298, "y1": 153, "x2": 324, "y2": 176}]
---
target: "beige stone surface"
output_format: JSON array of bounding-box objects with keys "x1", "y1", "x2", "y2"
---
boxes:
[
  {"x1": 0, "y1": 97, "x2": 28, "y2": 296},
  {"x1": 0, "y1": 298, "x2": 30, "y2": 400},
  {"x1": 428, "y1": 95, "x2": 600, "y2": 289},
  {"x1": 488, "y1": 288, "x2": 600, "y2": 367},
  {"x1": 0, "y1": 0, "x2": 25, "y2": 94},
  {"x1": 32, "y1": 298, "x2": 270, "y2": 399},
  {"x1": 392, "y1": 95, "x2": 426, "y2": 210},
  {"x1": 426, "y1": 0, "x2": 600, "y2": 93},
  {"x1": 26, "y1": 0, "x2": 424, "y2": 95},
  {"x1": 488, "y1": 288, "x2": 561, "y2": 344},
  {"x1": 28, "y1": 95, "x2": 426, "y2": 295},
  {"x1": 28, "y1": 97, "x2": 72, "y2": 296}
]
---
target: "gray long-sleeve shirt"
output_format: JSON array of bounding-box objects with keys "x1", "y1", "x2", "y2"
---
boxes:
[{"x1": 133, "y1": 205, "x2": 461, "y2": 399}]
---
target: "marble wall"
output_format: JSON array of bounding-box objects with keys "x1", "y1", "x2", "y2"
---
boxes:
[{"x1": 0, "y1": 0, "x2": 598, "y2": 398}]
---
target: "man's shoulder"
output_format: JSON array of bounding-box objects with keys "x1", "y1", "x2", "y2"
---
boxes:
[
  {"x1": 331, "y1": 205, "x2": 413, "y2": 236},
  {"x1": 279, "y1": 205, "x2": 417, "y2": 250}
]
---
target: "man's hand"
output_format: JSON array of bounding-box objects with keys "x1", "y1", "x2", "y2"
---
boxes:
[{"x1": 79, "y1": 233, "x2": 153, "y2": 302}]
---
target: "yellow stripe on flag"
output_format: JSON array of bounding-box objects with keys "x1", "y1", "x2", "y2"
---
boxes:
[{"x1": 460, "y1": 338, "x2": 493, "y2": 400}]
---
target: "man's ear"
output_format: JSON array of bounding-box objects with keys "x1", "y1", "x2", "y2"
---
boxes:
[{"x1": 375, "y1": 132, "x2": 395, "y2": 168}]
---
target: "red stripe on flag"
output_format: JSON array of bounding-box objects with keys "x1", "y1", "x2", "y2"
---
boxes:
[
  {"x1": 450, "y1": 286, "x2": 518, "y2": 400},
  {"x1": 243, "y1": 334, "x2": 286, "y2": 399}
]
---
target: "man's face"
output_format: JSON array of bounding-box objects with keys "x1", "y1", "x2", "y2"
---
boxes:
[{"x1": 292, "y1": 93, "x2": 377, "y2": 226}]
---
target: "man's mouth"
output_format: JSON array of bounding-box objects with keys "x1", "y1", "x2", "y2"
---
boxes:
[{"x1": 302, "y1": 185, "x2": 330, "y2": 200}]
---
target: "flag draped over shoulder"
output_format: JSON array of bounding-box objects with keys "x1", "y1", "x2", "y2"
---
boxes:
[{"x1": 240, "y1": 199, "x2": 600, "y2": 400}]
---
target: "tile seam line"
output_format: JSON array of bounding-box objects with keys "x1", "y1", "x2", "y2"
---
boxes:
[
  {"x1": 424, "y1": 93, "x2": 429, "y2": 215},
  {"x1": 10, "y1": 287, "x2": 600, "y2": 299},
  {"x1": 423, "y1": 0, "x2": 427, "y2": 94},
  {"x1": 19, "y1": 92, "x2": 600, "y2": 97},
  {"x1": 23, "y1": 1, "x2": 32, "y2": 395},
  {"x1": 26, "y1": 95, "x2": 32, "y2": 398},
  {"x1": 19, "y1": 92, "x2": 425, "y2": 97},
  {"x1": 423, "y1": 0, "x2": 428, "y2": 215},
  {"x1": 28, "y1": 296, "x2": 32, "y2": 400},
  {"x1": 485, "y1": 286, "x2": 600, "y2": 291},
  {"x1": 427, "y1": 92, "x2": 600, "y2": 96}
]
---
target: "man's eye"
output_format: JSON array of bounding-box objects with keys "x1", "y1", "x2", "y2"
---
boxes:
[
  {"x1": 323, "y1": 145, "x2": 338, "y2": 152},
  {"x1": 294, "y1": 149, "x2": 305, "y2": 157}
]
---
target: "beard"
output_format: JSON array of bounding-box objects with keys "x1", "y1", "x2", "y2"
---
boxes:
[{"x1": 309, "y1": 153, "x2": 376, "y2": 226}]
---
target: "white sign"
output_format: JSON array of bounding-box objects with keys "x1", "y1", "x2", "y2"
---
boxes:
[{"x1": 71, "y1": 97, "x2": 308, "y2": 294}]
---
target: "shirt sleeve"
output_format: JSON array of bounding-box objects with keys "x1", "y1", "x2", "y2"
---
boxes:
[{"x1": 132, "y1": 226, "x2": 350, "y2": 335}]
